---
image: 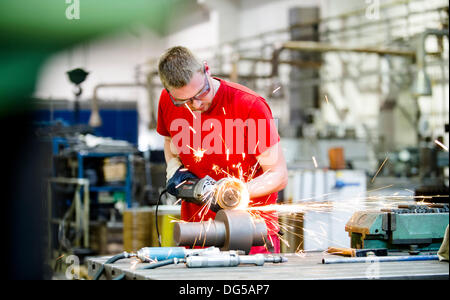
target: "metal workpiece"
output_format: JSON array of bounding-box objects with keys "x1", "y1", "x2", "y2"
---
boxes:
[
  {"x1": 173, "y1": 220, "x2": 227, "y2": 247},
  {"x1": 175, "y1": 176, "x2": 247, "y2": 211},
  {"x1": 173, "y1": 210, "x2": 268, "y2": 254},
  {"x1": 186, "y1": 253, "x2": 263, "y2": 268},
  {"x1": 214, "y1": 178, "x2": 249, "y2": 210},
  {"x1": 136, "y1": 247, "x2": 187, "y2": 262},
  {"x1": 185, "y1": 253, "x2": 288, "y2": 268},
  {"x1": 136, "y1": 246, "x2": 222, "y2": 262},
  {"x1": 322, "y1": 254, "x2": 439, "y2": 264}
]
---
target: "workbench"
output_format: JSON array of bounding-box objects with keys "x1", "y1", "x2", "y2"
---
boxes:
[{"x1": 87, "y1": 251, "x2": 448, "y2": 280}]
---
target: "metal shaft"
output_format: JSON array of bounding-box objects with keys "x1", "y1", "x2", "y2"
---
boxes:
[
  {"x1": 185, "y1": 253, "x2": 287, "y2": 268},
  {"x1": 214, "y1": 178, "x2": 249, "y2": 210},
  {"x1": 322, "y1": 254, "x2": 439, "y2": 264},
  {"x1": 173, "y1": 210, "x2": 267, "y2": 254}
]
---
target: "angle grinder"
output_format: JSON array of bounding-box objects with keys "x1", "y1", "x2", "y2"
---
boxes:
[{"x1": 175, "y1": 176, "x2": 249, "y2": 212}]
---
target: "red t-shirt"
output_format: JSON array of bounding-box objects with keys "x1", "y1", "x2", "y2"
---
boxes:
[{"x1": 157, "y1": 78, "x2": 280, "y2": 236}]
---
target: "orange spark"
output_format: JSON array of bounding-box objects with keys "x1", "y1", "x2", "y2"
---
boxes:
[
  {"x1": 55, "y1": 254, "x2": 65, "y2": 261},
  {"x1": 175, "y1": 180, "x2": 187, "y2": 189},
  {"x1": 371, "y1": 155, "x2": 389, "y2": 183},
  {"x1": 226, "y1": 148, "x2": 230, "y2": 161},
  {"x1": 434, "y1": 139, "x2": 449, "y2": 151},
  {"x1": 212, "y1": 164, "x2": 221, "y2": 175},
  {"x1": 312, "y1": 156, "x2": 318, "y2": 168},
  {"x1": 324, "y1": 94, "x2": 329, "y2": 104},
  {"x1": 253, "y1": 140, "x2": 260, "y2": 154},
  {"x1": 185, "y1": 103, "x2": 197, "y2": 119},
  {"x1": 272, "y1": 86, "x2": 281, "y2": 94},
  {"x1": 222, "y1": 107, "x2": 226, "y2": 115},
  {"x1": 187, "y1": 145, "x2": 207, "y2": 162},
  {"x1": 130, "y1": 258, "x2": 140, "y2": 270}
]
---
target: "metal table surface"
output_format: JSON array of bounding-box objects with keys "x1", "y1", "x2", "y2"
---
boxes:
[{"x1": 87, "y1": 252, "x2": 449, "y2": 280}]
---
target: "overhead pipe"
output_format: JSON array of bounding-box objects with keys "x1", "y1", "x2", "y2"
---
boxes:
[
  {"x1": 412, "y1": 29, "x2": 449, "y2": 97},
  {"x1": 242, "y1": 40, "x2": 415, "y2": 94},
  {"x1": 89, "y1": 82, "x2": 157, "y2": 128},
  {"x1": 281, "y1": 40, "x2": 416, "y2": 57}
]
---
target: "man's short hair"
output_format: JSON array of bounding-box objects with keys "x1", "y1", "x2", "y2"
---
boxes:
[{"x1": 158, "y1": 46, "x2": 203, "y2": 90}]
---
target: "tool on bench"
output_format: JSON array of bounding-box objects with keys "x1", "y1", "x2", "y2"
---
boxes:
[
  {"x1": 136, "y1": 246, "x2": 220, "y2": 262},
  {"x1": 138, "y1": 248, "x2": 287, "y2": 270},
  {"x1": 92, "y1": 247, "x2": 218, "y2": 279},
  {"x1": 345, "y1": 204, "x2": 449, "y2": 253},
  {"x1": 327, "y1": 247, "x2": 388, "y2": 257},
  {"x1": 185, "y1": 251, "x2": 287, "y2": 268},
  {"x1": 322, "y1": 254, "x2": 439, "y2": 264},
  {"x1": 93, "y1": 246, "x2": 288, "y2": 279}
]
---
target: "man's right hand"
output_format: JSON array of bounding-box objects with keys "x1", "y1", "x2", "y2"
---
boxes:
[{"x1": 166, "y1": 166, "x2": 198, "y2": 197}]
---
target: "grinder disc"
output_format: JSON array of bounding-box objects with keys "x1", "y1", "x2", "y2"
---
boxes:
[{"x1": 214, "y1": 178, "x2": 249, "y2": 210}]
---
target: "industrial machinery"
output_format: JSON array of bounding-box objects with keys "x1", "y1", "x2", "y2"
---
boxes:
[
  {"x1": 345, "y1": 204, "x2": 449, "y2": 253},
  {"x1": 174, "y1": 209, "x2": 267, "y2": 254}
]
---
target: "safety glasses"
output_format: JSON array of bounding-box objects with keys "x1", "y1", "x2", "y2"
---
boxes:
[{"x1": 166, "y1": 68, "x2": 211, "y2": 107}]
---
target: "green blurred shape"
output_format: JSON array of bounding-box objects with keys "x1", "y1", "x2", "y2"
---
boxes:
[{"x1": 0, "y1": 0, "x2": 183, "y2": 114}]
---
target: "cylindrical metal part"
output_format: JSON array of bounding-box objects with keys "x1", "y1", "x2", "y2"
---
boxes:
[
  {"x1": 264, "y1": 255, "x2": 289, "y2": 263},
  {"x1": 252, "y1": 219, "x2": 268, "y2": 246},
  {"x1": 214, "y1": 178, "x2": 249, "y2": 210},
  {"x1": 136, "y1": 247, "x2": 187, "y2": 262},
  {"x1": 173, "y1": 219, "x2": 226, "y2": 247},
  {"x1": 238, "y1": 254, "x2": 265, "y2": 266},
  {"x1": 173, "y1": 210, "x2": 267, "y2": 254},
  {"x1": 185, "y1": 253, "x2": 267, "y2": 268},
  {"x1": 220, "y1": 187, "x2": 241, "y2": 208},
  {"x1": 215, "y1": 210, "x2": 256, "y2": 253},
  {"x1": 186, "y1": 254, "x2": 240, "y2": 268},
  {"x1": 322, "y1": 255, "x2": 439, "y2": 264}
]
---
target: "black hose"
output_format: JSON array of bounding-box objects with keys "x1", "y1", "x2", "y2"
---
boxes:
[
  {"x1": 139, "y1": 258, "x2": 178, "y2": 270},
  {"x1": 156, "y1": 189, "x2": 167, "y2": 247},
  {"x1": 92, "y1": 252, "x2": 128, "y2": 280}
]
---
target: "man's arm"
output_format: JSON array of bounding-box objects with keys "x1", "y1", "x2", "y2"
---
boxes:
[
  {"x1": 164, "y1": 136, "x2": 182, "y2": 181},
  {"x1": 246, "y1": 142, "x2": 288, "y2": 199}
]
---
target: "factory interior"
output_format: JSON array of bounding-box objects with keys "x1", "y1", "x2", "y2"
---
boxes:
[{"x1": 2, "y1": 0, "x2": 449, "y2": 282}]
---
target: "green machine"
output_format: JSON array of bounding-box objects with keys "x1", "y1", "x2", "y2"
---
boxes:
[{"x1": 345, "y1": 204, "x2": 449, "y2": 252}]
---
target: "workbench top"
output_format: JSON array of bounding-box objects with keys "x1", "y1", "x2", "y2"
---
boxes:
[{"x1": 87, "y1": 252, "x2": 449, "y2": 280}]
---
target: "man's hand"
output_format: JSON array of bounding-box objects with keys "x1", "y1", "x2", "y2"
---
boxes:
[
  {"x1": 166, "y1": 167, "x2": 198, "y2": 197},
  {"x1": 166, "y1": 169, "x2": 222, "y2": 213}
]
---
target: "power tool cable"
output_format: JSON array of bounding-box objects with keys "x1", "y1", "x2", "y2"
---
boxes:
[
  {"x1": 92, "y1": 252, "x2": 130, "y2": 280},
  {"x1": 156, "y1": 188, "x2": 167, "y2": 247}
]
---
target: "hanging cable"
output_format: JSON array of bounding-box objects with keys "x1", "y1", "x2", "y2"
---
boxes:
[{"x1": 156, "y1": 189, "x2": 167, "y2": 247}]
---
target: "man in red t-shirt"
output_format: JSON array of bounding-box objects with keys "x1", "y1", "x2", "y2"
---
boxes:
[{"x1": 156, "y1": 46, "x2": 288, "y2": 254}]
